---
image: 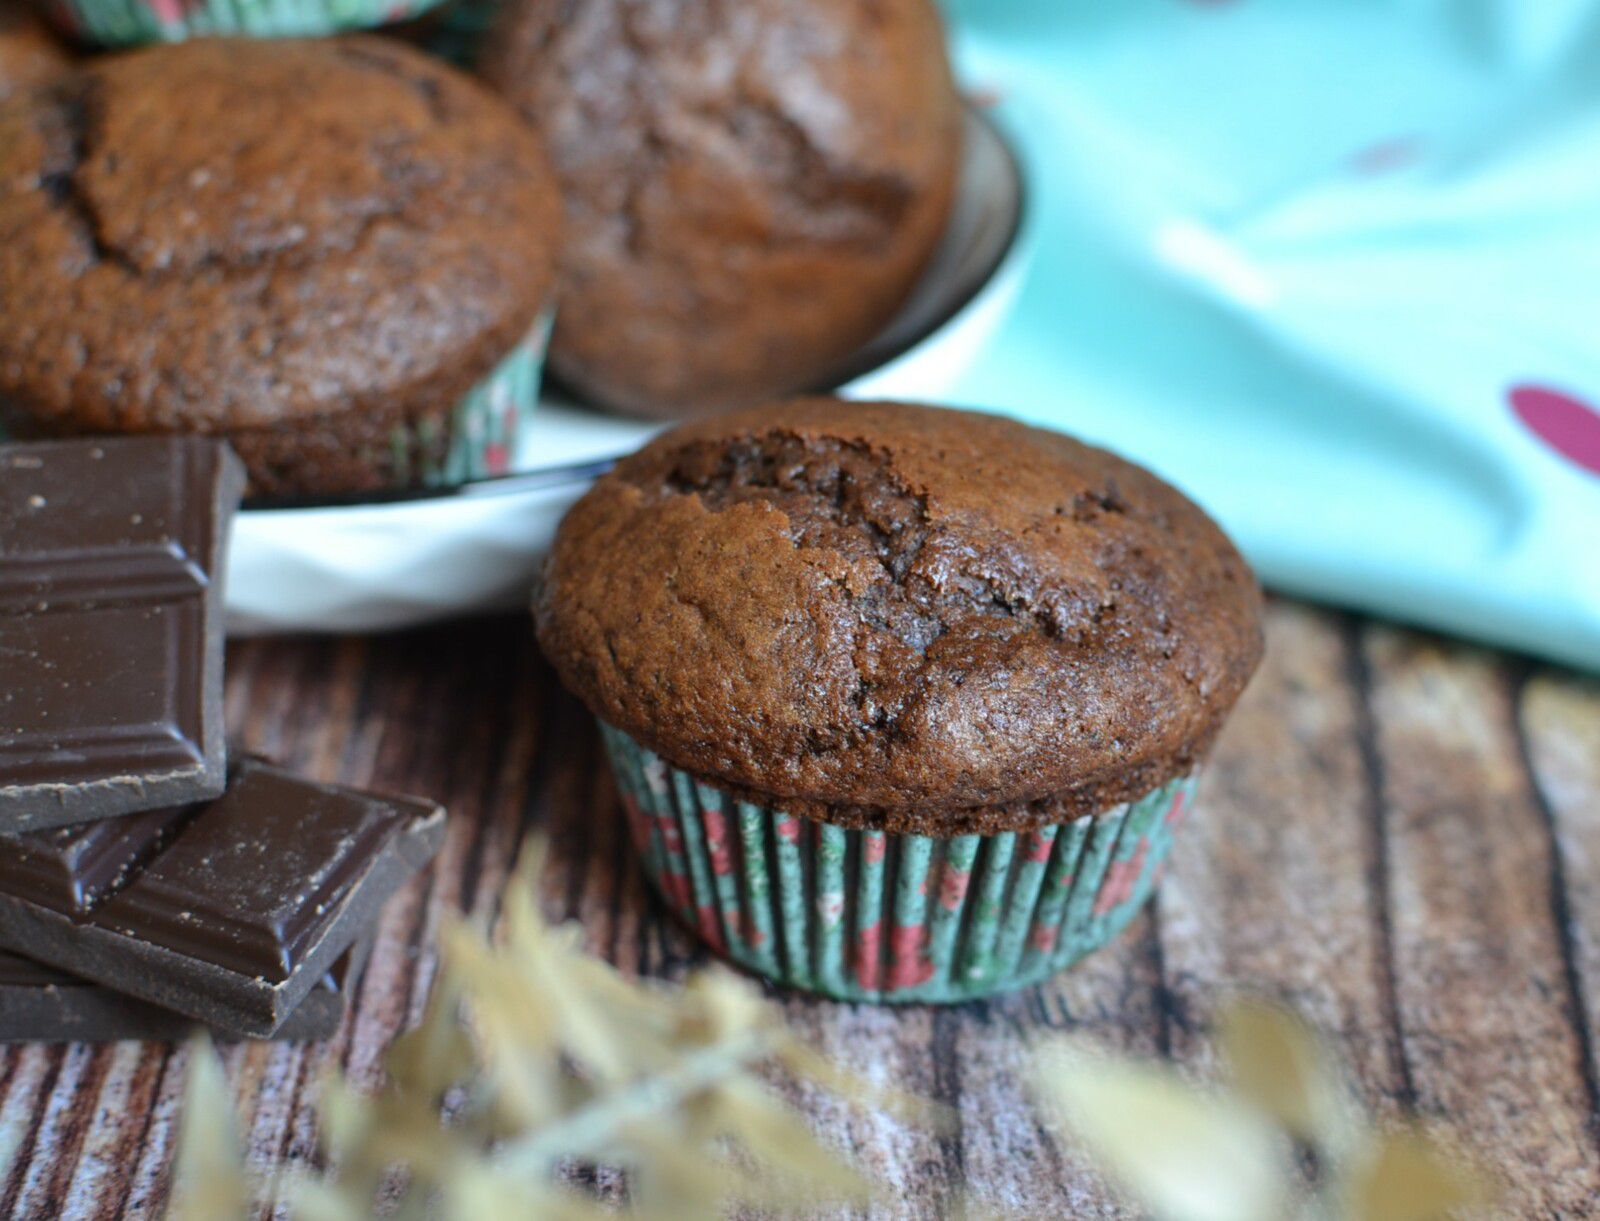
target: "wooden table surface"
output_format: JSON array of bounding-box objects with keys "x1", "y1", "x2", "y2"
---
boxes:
[{"x1": 1, "y1": 599, "x2": 1597, "y2": 1219}]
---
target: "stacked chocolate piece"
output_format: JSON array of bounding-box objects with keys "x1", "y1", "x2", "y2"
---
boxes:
[{"x1": 0, "y1": 438, "x2": 445, "y2": 1040}]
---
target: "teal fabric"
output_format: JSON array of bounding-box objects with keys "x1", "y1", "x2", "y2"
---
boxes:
[{"x1": 942, "y1": 0, "x2": 1600, "y2": 671}]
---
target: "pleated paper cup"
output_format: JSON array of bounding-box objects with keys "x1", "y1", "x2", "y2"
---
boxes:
[
  {"x1": 383, "y1": 310, "x2": 552, "y2": 490},
  {"x1": 39, "y1": 0, "x2": 450, "y2": 46},
  {"x1": 601, "y1": 724, "x2": 1199, "y2": 1004}
]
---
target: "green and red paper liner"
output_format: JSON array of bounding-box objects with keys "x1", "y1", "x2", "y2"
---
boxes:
[
  {"x1": 602, "y1": 723, "x2": 1198, "y2": 1004},
  {"x1": 389, "y1": 311, "x2": 551, "y2": 489},
  {"x1": 38, "y1": 0, "x2": 446, "y2": 44}
]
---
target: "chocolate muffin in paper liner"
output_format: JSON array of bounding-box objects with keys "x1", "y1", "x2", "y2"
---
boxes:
[
  {"x1": 536, "y1": 399, "x2": 1263, "y2": 1002},
  {"x1": 0, "y1": 36, "x2": 558, "y2": 496},
  {"x1": 483, "y1": 0, "x2": 961, "y2": 420}
]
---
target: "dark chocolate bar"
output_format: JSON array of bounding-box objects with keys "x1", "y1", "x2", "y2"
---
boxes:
[
  {"x1": 0, "y1": 759, "x2": 445, "y2": 1037},
  {"x1": 0, "y1": 936, "x2": 373, "y2": 1044},
  {"x1": 0, "y1": 437, "x2": 245, "y2": 832}
]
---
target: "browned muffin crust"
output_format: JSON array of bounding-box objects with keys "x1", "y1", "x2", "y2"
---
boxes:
[
  {"x1": 537, "y1": 399, "x2": 1264, "y2": 835},
  {"x1": 0, "y1": 2, "x2": 68, "y2": 104},
  {"x1": 481, "y1": 0, "x2": 960, "y2": 420},
  {"x1": 0, "y1": 36, "x2": 558, "y2": 496}
]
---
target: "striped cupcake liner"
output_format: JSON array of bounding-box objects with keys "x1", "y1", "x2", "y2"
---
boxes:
[
  {"x1": 40, "y1": 0, "x2": 448, "y2": 44},
  {"x1": 601, "y1": 724, "x2": 1198, "y2": 1004},
  {"x1": 387, "y1": 309, "x2": 551, "y2": 489}
]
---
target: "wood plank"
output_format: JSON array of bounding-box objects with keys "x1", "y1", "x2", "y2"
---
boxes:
[
  {"x1": 0, "y1": 1045, "x2": 77, "y2": 1217},
  {"x1": 112, "y1": 1045, "x2": 186, "y2": 1220},
  {"x1": 1517, "y1": 668, "x2": 1600, "y2": 1129},
  {"x1": 1157, "y1": 603, "x2": 1410, "y2": 1109},
  {"x1": 54, "y1": 1043, "x2": 170, "y2": 1220},
  {"x1": 1360, "y1": 626, "x2": 1600, "y2": 1213}
]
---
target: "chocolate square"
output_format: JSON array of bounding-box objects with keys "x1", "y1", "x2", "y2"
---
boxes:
[{"x1": 0, "y1": 437, "x2": 244, "y2": 831}]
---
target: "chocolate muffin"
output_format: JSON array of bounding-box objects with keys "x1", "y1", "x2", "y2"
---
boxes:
[
  {"x1": 0, "y1": 36, "x2": 559, "y2": 497},
  {"x1": 482, "y1": 0, "x2": 961, "y2": 420},
  {"x1": 537, "y1": 398, "x2": 1262, "y2": 1002},
  {"x1": 0, "y1": 2, "x2": 68, "y2": 104}
]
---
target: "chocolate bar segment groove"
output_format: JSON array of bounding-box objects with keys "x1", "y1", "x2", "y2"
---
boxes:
[
  {"x1": 0, "y1": 438, "x2": 244, "y2": 831},
  {"x1": 93, "y1": 766, "x2": 406, "y2": 982},
  {"x1": 0, "y1": 804, "x2": 194, "y2": 914},
  {"x1": 0, "y1": 759, "x2": 445, "y2": 1037}
]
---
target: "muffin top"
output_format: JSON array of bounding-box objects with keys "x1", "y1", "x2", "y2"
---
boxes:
[
  {"x1": 537, "y1": 399, "x2": 1263, "y2": 834},
  {"x1": 0, "y1": 2, "x2": 68, "y2": 104},
  {"x1": 481, "y1": 0, "x2": 960, "y2": 419},
  {"x1": 0, "y1": 36, "x2": 557, "y2": 434}
]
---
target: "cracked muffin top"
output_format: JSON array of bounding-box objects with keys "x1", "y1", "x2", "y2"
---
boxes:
[
  {"x1": 481, "y1": 0, "x2": 960, "y2": 420},
  {"x1": 0, "y1": 36, "x2": 557, "y2": 437},
  {"x1": 536, "y1": 399, "x2": 1263, "y2": 834}
]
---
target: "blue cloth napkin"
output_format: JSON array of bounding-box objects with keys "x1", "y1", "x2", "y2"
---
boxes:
[{"x1": 942, "y1": 0, "x2": 1600, "y2": 670}]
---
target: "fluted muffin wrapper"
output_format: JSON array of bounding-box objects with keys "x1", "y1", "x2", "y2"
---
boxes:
[
  {"x1": 39, "y1": 0, "x2": 449, "y2": 45},
  {"x1": 387, "y1": 309, "x2": 552, "y2": 490},
  {"x1": 601, "y1": 723, "x2": 1199, "y2": 1004}
]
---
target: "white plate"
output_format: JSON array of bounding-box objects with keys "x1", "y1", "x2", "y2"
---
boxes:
[{"x1": 228, "y1": 109, "x2": 1029, "y2": 635}]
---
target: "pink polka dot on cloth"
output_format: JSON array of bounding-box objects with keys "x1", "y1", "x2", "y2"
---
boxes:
[
  {"x1": 1349, "y1": 137, "x2": 1421, "y2": 175},
  {"x1": 1509, "y1": 384, "x2": 1600, "y2": 478}
]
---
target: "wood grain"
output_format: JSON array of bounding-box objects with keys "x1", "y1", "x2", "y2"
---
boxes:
[
  {"x1": 0, "y1": 602, "x2": 1596, "y2": 1219},
  {"x1": 1360, "y1": 629, "x2": 1600, "y2": 1213},
  {"x1": 1157, "y1": 606, "x2": 1408, "y2": 1107}
]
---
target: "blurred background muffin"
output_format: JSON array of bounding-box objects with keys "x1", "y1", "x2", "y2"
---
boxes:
[
  {"x1": 0, "y1": 36, "x2": 559, "y2": 497},
  {"x1": 0, "y1": 1, "x2": 68, "y2": 103},
  {"x1": 481, "y1": 0, "x2": 962, "y2": 420}
]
